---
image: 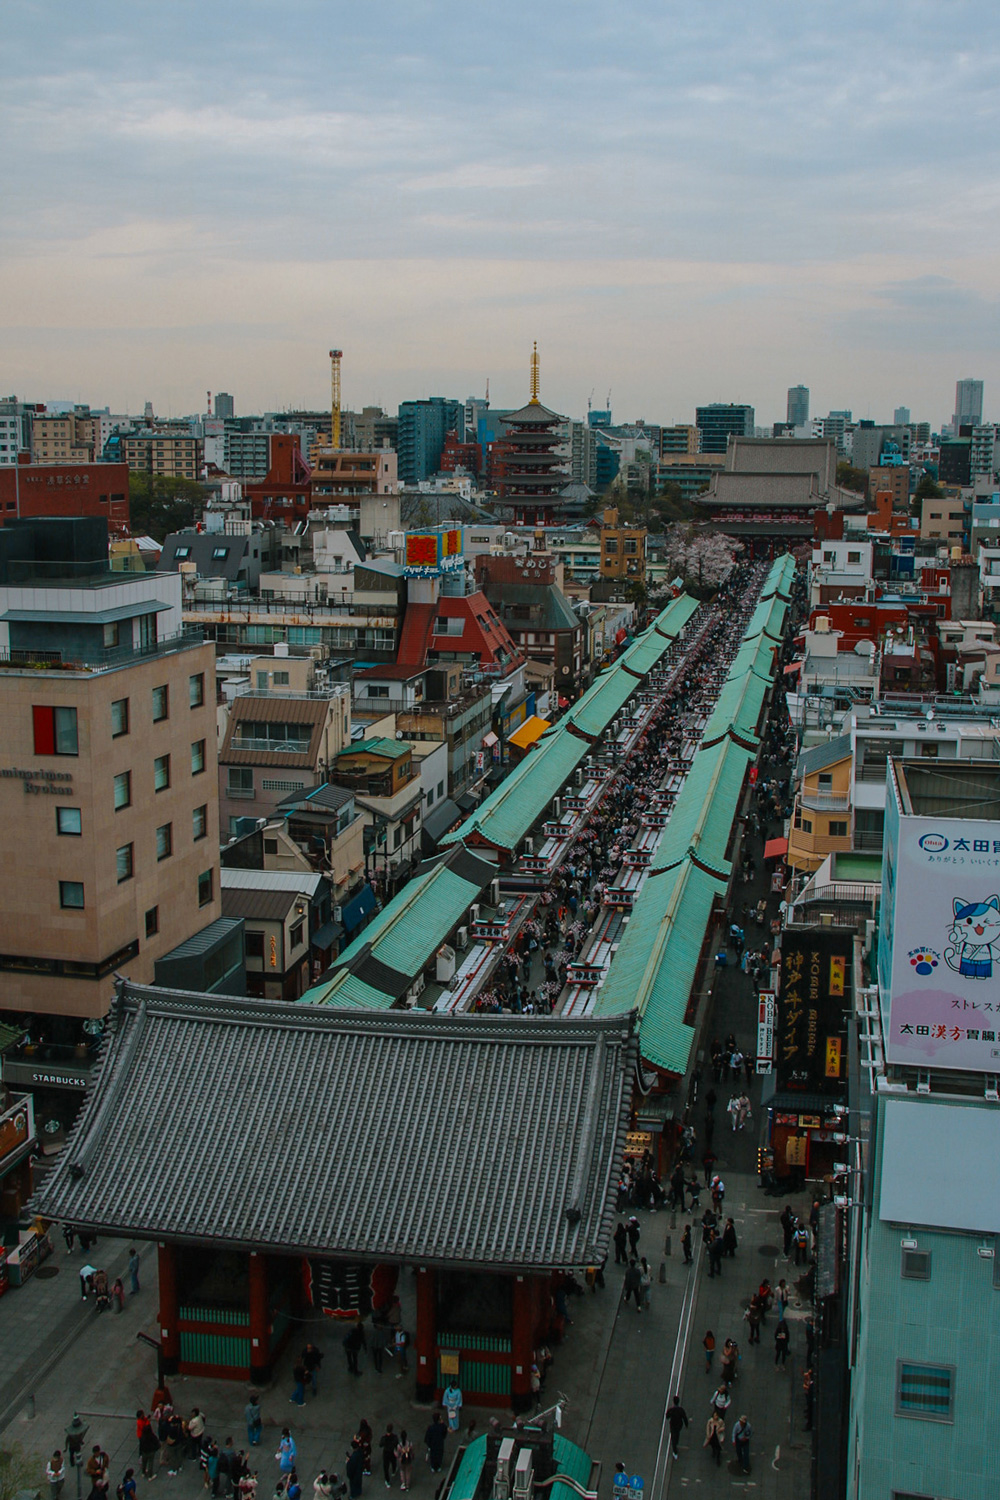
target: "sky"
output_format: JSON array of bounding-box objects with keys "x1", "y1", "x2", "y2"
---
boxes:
[{"x1": 2, "y1": 0, "x2": 1000, "y2": 428}]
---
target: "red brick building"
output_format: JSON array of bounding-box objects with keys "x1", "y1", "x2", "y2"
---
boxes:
[{"x1": 0, "y1": 462, "x2": 130, "y2": 532}]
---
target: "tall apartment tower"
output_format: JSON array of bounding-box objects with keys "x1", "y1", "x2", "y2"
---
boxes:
[
  {"x1": 954, "y1": 379, "x2": 983, "y2": 431},
  {"x1": 786, "y1": 385, "x2": 809, "y2": 427},
  {"x1": 893, "y1": 406, "x2": 911, "y2": 426},
  {"x1": 214, "y1": 392, "x2": 235, "y2": 420}
]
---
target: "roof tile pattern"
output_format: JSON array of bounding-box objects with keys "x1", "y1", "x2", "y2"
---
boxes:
[{"x1": 34, "y1": 990, "x2": 636, "y2": 1271}]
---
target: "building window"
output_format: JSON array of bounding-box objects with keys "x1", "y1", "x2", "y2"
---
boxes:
[
  {"x1": 438, "y1": 781, "x2": 445, "y2": 798},
  {"x1": 33, "y1": 705, "x2": 78, "y2": 756},
  {"x1": 57, "y1": 807, "x2": 82, "y2": 835},
  {"x1": 290, "y1": 921, "x2": 305, "y2": 948},
  {"x1": 152, "y1": 685, "x2": 169, "y2": 721},
  {"x1": 102, "y1": 621, "x2": 120, "y2": 649},
  {"x1": 111, "y1": 698, "x2": 129, "y2": 737},
  {"x1": 368, "y1": 685, "x2": 390, "y2": 698},
  {"x1": 189, "y1": 673, "x2": 205, "y2": 708},
  {"x1": 154, "y1": 754, "x2": 170, "y2": 791},
  {"x1": 847, "y1": 551, "x2": 861, "y2": 564},
  {"x1": 191, "y1": 739, "x2": 206, "y2": 775},
  {"x1": 393, "y1": 826, "x2": 402, "y2": 849},
  {"x1": 145, "y1": 906, "x2": 159, "y2": 938},
  {"x1": 901, "y1": 1249, "x2": 931, "y2": 1280},
  {"x1": 895, "y1": 1361, "x2": 954, "y2": 1422},
  {"x1": 264, "y1": 837, "x2": 279, "y2": 854},
  {"x1": 245, "y1": 931, "x2": 265, "y2": 959},
  {"x1": 261, "y1": 778, "x2": 305, "y2": 793},
  {"x1": 829, "y1": 820, "x2": 848, "y2": 837},
  {"x1": 818, "y1": 772, "x2": 833, "y2": 789},
  {"x1": 156, "y1": 823, "x2": 172, "y2": 861},
  {"x1": 193, "y1": 804, "x2": 208, "y2": 841},
  {"x1": 211, "y1": 547, "x2": 229, "y2": 561},
  {"x1": 273, "y1": 670, "x2": 289, "y2": 685},
  {"x1": 59, "y1": 880, "x2": 84, "y2": 909},
  {"x1": 228, "y1": 767, "x2": 254, "y2": 798},
  {"x1": 116, "y1": 843, "x2": 134, "y2": 883},
  {"x1": 197, "y1": 869, "x2": 214, "y2": 907},
  {"x1": 113, "y1": 771, "x2": 132, "y2": 810},
  {"x1": 801, "y1": 818, "x2": 813, "y2": 834}
]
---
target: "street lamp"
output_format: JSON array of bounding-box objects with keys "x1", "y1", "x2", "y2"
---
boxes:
[{"x1": 65, "y1": 1413, "x2": 88, "y2": 1500}]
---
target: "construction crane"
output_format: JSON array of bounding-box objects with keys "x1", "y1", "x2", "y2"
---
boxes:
[{"x1": 329, "y1": 348, "x2": 342, "y2": 449}]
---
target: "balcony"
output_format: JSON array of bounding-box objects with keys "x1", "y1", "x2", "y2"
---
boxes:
[
  {"x1": 229, "y1": 736, "x2": 312, "y2": 754},
  {"x1": 0, "y1": 628, "x2": 207, "y2": 675},
  {"x1": 800, "y1": 789, "x2": 851, "y2": 811}
]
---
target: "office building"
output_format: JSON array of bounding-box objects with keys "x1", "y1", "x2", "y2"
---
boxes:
[
  {"x1": 31, "y1": 409, "x2": 100, "y2": 465},
  {"x1": 0, "y1": 463, "x2": 130, "y2": 531},
  {"x1": 953, "y1": 377, "x2": 983, "y2": 431},
  {"x1": 0, "y1": 398, "x2": 34, "y2": 466},
  {"x1": 0, "y1": 519, "x2": 232, "y2": 1055},
  {"x1": 214, "y1": 392, "x2": 235, "y2": 420},
  {"x1": 695, "y1": 403, "x2": 755, "y2": 454},
  {"x1": 893, "y1": 406, "x2": 911, "y2": 426},
  {"x1": 787, "y1": 385, "x2": 809, "y2": 426},
  {"x1": 396, "y1": 398, "x2": 464, "y2": 484},
  {"x1": 120, "y1": 431, "x2": 202, "y2": 480}
]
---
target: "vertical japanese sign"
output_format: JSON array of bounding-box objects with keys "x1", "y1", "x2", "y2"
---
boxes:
[
  {"x1": 756, "y1": 990, "x2": 776, "y2": 1074},
  {"x1": 777, "y1": 931, "x2": 849, "y2": 1092}
]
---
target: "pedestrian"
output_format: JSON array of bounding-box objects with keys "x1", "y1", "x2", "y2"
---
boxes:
[
  {"x1": 205, "y1": 1445, "x2": 220, "y2": 1497},
  {"x1": 85, "y1": 1448, "x2": 110, "y2": 1496},
  {"x1": 703, "y1": 1331, "x2": 715, "y2": 1374},
  {"x1": 137, "y1": 1417, "x2": 159, "y2": 1478},
  {"x1": 277, "y1": 1432, "x2": 296, "y2": 1480},
  {"x1": 423, "y1": 1415, "x2": 446, "y2": 1474},
  {"x1": 665, "y1": 1397, "x2": 688, "y2": 1459},
  {"x1": 623, "y1": 1257, "x2": 642, "y2": 1310},
  {"x1": 443, "y1": 1382, "x2": 463, "y2": 1432},
  {"x1": 313, "y1": 1472, "x2": 333, "y2": 1500},
  {"x1": 732, "y1": 1415, "x2": 752, "y2": 1475},
  {"x1": 681, "y1": 1225, "x2": 693, "y2": 1265},
  {"x1": 244, "y1": 1395, "x2": 261, "y2": 1449},
  {"x1": 393, "y1": 1326, "x2": 409, "y2": 1374},
  {"x1": 290, "y1": 1361, "x2": 306, "y2": 1407},
  {"x1": 355, "y1": 1423, "x2": 372, "y2": 1477},
  {"x1": 378, "y1": 1427, "x2": 397, "y2": 1489},
  {"x1": 780, "y1": 1205, "x2": 795, "y2": 1258},
  {"x1": 803, "y1": 1368, "x2": 815, "y2": 1431},
  {"x1": 727, "y1": 1096, "x2": 739, "y2": 1132},
  {"x1": 775, "y1": 1280, "x2": 789, "y2": 1319},
  {"x1": 121, "y1": 1470, "x2": 137, "y2": 1500},
  {"x1": 721, "y1": 1218, "x2": 738, "y2": 1258},
  {"x1": 720, "y1": 1338, "x2": 740, "y2": 1386},
  {"x1": 743, "y1": 1301, "x2": 761, "y2": 1345},
  {"x1": 395, "y1": 1434, "x2": 413, "y2": 1494},
  {"x1": 371, "y1": 1322, "x2": 391, "y2": 1375},
  {"x1": 626, "y1": 1216, "x2": 640, "y2": 1255},
  {"x1": 286, "y1": 1475, "x2": 301, "y2": 1500},
  {"x1": 774, "y1": 1318, "x2": 790, "y2": 1368},
  {"x1": 343, "y1": 1318, "x2": 366, "y2": 1377},
  {"x1": 188, "y1": 1410, "x2": 206, "y2": 1462},
  {"x1": 793, "y1": 1224, "x2": 809, "y2": 1265},
  {"x1": 703, "y1": 1414, "x2": 725, "y2": 1467},
  {"x1": 345, "y1": 1444, "x2": 364, "y2": 1500},
  {"x1": 47, "y1": 1452, "x2": 66, "y2": 1500},
  {"x1": 128, "y1": 1248, "x2": 141, "y2": 1295},
  {"x1": 701, "y1": 1149, "x2": 717, "y2": 1187},
  {"x1": 709, "y1": 1385, "x2": 730, "y2": 1420},
  {"x1": 112, "y1": 1277, "x2": 125, "y2": 1313},
  {"x1": 706, "y1": 1231, "x2": 723, "y2": 1279},
  {"x1": 639, "y1": 1256, "x2": 652, "y2": 1312},
  {"x1": 711, "y1": 1176, "x2": 725, "y2": 1215},
  {"x1": 302, "y1": 1344, "x2": 323, "y2": 1397}
]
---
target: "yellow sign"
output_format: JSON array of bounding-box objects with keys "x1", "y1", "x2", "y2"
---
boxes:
[
  {"x1": 825, "y1": 1036, "x2": 842, "y2": 1077},
  {"x1": 269, "y1": 934, "x2": 278, "y2": 968},
  {"x1": 786, "y1": 1136, "x2": 808, "y2": 1166},
  {"x1": 439, "y1": 1352, "x2": 460, "y2": 1377},
  {"x1": 829, "y1": 956, "x2": 846, "y2": 998}
]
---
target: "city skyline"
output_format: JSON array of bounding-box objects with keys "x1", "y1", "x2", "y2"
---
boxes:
[{"x1": 2, "y1": 1, "x2": 999, "y2": 422}]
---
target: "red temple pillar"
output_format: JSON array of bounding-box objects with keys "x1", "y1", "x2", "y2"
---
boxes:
[
  {"x1": 511, "y1": 1275, "x2": 534, "y2": 1413},
  {"x1": 249, "y1": 1252, "x2": 270, "y2": 1383},
  {"x1": 157, "y1": 1243, "x2": 180, "y2": 1374},
  {"x1": 415, "y1": 1267, "x2": 436, "y2": 1403}
]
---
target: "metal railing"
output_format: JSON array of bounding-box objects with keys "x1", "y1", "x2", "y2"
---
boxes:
[
  {"x1": 0, "y1": 628, "x2": 206, "y2": 674},
  {"x1": 229, "y1": 736, "x2": 313, "y2": 754},
  {"x1": 800, "y1": 789, "x2": 851, "y2": 811}
]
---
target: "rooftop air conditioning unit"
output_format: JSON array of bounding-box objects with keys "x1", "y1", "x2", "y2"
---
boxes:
[
  {"x1": 435, "y1": 945, "x2": 457, "y2": 983},
  {"x1": 469, "y1": 903, "x2": 481, "y2": 923},
  {"x1": 512, "y1": 1449, "x2": 534, "y2": 1500},
  {"x1": 494, "y1": 1440, "x2": 516, "y2": 1500},
  {"x1": 489, "y1": 878, "x2": 501, "y2": 906},
  {"x1": 575, "y1": 767, "x2": 584, "y2": 785},
  {"x1": 456, "y1": 926, "x2": 469, "y2": 950},
  {"x1": 552, "y1": 797, "x2": 561, "y2": 818}
]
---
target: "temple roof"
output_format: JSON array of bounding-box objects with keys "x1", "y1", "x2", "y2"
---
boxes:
[
  {"x1": 33, "y1": 986, "x2": 636, "y2": 1272},
  {"x1": 503, "y1": 401, "x2": 563, "y2": 426}
]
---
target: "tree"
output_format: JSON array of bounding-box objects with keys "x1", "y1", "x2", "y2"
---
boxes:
[
  {"x1": 836, "y1": 460, "x2": 869, "y2": 494},
  {"x1": 127, "y1": 473, "x2": 206, "y2": 541},
  {"x1": 913, "y1": 473, "x2": 943, "y2": 501},
  {"x1": 660, "y1": 525, "x2": 742, "y2": 594},
  {"x1": 0, "y1": 1442, "x2": 41, "y2": 1500}
]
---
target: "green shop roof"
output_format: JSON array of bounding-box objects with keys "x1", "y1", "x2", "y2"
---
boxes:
[{"x1": 338, "y1": 737, "x2": 410, "y2": 761}]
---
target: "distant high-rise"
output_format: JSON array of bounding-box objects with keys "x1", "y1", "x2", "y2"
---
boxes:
[
  {"x1": 954, "y1": 378, "x2": 983, "y2": 431},
  {"x1": 396, "y1": 397, "x2": 464, "y2": 484},
  {"x1": 214, "y1": 392, "x2": 235, "y2": 420},
  {"x1": 893, "y1": 406, "x2": 910, "y2": 426},
  {"x1": 786, "y1": 385, "x2": 809, "y2": 427},
  {"x1": 696, "y1": 403, "x2": 755, "y2": 454}
]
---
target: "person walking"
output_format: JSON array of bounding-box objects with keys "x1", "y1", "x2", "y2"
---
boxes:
[
  {"x1": 774, "y1": 1318, "x2": 790, "y2": 1369},
  {"x1": 702, "y1": 1331, "x2": 715, "y2": 1374},
  {"x1": 703, "y1": 1414, "x2": 725, "y2": 1467},
  {"x1": 277, "y1": 1432, "x2": 296, "y2": 1481},
  {"x1": 709, "y1": 1386, "x2": 731, "y2": 1422},
  {"x1": 244, "y1": 1395, "x2": 261, "y2": 1449},
  {"x1": 639, "y1": 1257, "x2": 652, "y2": 1313},
  {"x1": 706, "y1": 1231, "x2": 724, "y2": 1279},
  {"x1": 290, "y1": 1360, "x2": 306, "y2": 1407},
  {"x1": 613, "y1": 1223, "x2": 627, "y2": 1264},
  {"x1": 345, "y1": 1444, "x2": 364, "y2": 1500},
  {"x1": 378, "y1": 1427, "x2": 397, "y2": 1489},
  {"x1": 302, "y1": 1344, "x2": 323, "y2": 1397},
  {"x1": 128, "y1": 1248, "x2": 141, "y2": 1295},
  {"x1": 188, "y1": 1410, "x2": 206, "y2": 1462},
  {"x1": 623, "y1": 1258, "x2": 642, "y2": 1310},
  {"x1": 423, "y1": 1415, "x2": 447, "y2": 1475},
  {"x1": 780, "y1": 1206, "x2": 795, "y2": 1258},
  {"x1": 395, "y1": 1434, "x2": 413, "y2": 1494},
  {"x1": 732, "y1": 1415, "x2": 752, "y2": 1475},
  {"x1": 681, "y1": 1225, "x2": 693, "y2": 1265},
  {"x1": 721, "y1": 1218, "x2": 738, "y2": 1258},
  {"x1": 793, "y1": 1223, "x2": 810, "y2": 1265},
  {"x1": 137, "y1": 1417, "x2": 159, "y2": 1479},
  {"x1": 665, "y1": 1397, "x2": 689, "y2": 1459},
  {"x1": 343, "y1": 1319, "x2": 366, "y2": 1377},
  {"x1": 626, "y1": 1217, "x2": 641, "y2": 1256},
  {"x1": 47, "y1": 1452, "x2": 66, "y2": 1500},
  {"x1": 443, "y1": 1383, "x2": 462, "y2": 1432},
  {"x1": 743, "y1": 1300, "x2": 761, "y2": 1345}
]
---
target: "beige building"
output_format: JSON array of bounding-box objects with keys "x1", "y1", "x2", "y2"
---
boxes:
[
  {"x1": 920, "y1": 495, "x2": 966, "y2": 542},
  {"x1": 121, "y1": 432, "x2": 202, "y2": 479},
  {"x1": 218, "y1": 686, "x2": 352, "y2": 835},
  {"x1": 0, "y1": 640, "x2": 221, "y2": 1019},
  {"x1": 31, "y1": 412, "x2": 99, "y2": 465}
]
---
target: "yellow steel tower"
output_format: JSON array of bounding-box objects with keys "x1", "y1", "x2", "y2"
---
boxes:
[{"x1": 329, "y1": 348, "x2": 343, "y2": 449}]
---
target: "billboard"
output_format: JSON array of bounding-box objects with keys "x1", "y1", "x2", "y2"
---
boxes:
[
  {"x1": 402, "y1": 527, "x2": 464, "y2": 576},
  {"x1": 881, "y1": 798, "x2": 1000, "y2": 1071},
  {"x1": 776, "y1": 930, "x2": 850, "y2": 1093}
]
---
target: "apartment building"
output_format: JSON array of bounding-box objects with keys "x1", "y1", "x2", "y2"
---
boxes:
[
  {"x1": 31, "y1": 410, "x2": 99, "y2": 465},
  {"x1": 121, "y1": 431, "x2": 202, "y2": 479},
  {"x1": 218, "y1": 683, "x2": 351, "y2": 836}
]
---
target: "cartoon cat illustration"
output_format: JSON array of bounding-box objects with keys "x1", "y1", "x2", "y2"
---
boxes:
[{"x1": 945, "y1": 895, "x2": 1000, "y2": 980}]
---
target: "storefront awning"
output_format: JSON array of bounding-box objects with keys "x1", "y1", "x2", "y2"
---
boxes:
[
  {"x1": 764, "y1": 836, "x2": 788, "y2": 859},
  {"x1": 310, "y1": 920, "x2": 343, "y2": 954},
  {"x1": 508, "y1": 714, "x2": 550, "y2": 751},
  {"x1": 340, "y1": 884, "x2": 376, "y2": 934},
  {"x1": 422, "y1": 797, "x2": 462, "y2": 848}
]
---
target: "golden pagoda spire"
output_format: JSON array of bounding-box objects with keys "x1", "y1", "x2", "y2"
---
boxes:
[{"x1": 529, "y1": 340, "x2": 540, "y2": 404}]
